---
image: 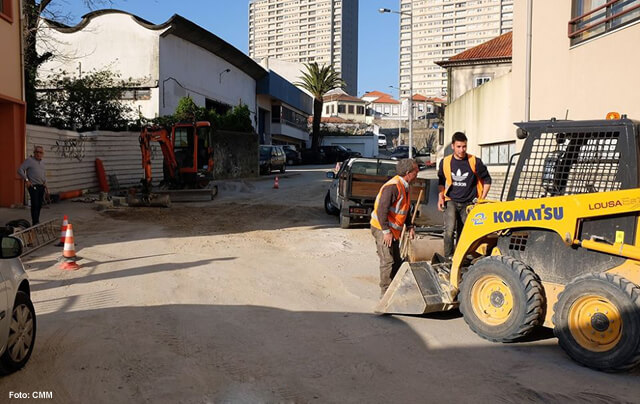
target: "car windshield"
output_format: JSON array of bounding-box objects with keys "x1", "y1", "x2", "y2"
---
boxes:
[
  {"x1": 336, "y1": 145, "x2": 348, "y2": 151},
  {"x1": 259, "y1": 146, "x2": 271, "y2": 158},
  {"x1": 350, "y1": 161, "x2": 397, "y2": 177}
]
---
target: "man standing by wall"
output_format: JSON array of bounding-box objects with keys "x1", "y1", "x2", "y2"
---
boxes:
[
  {"x1": 438, "y1": 132, "x2": 492, "y2": 259},
  {"x1": 371, "y1": 158, "x2": 419, "y2": 298},
  {"x1": 17, "y1": 145, "x2": 48, "y2": 226}
]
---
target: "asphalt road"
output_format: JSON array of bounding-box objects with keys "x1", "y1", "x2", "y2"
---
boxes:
[{"x1": 0, "y1": 166, "x2": 638, "y2": 403}]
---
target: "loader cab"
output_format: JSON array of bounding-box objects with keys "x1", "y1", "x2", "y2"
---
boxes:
[{"x1": 501, "y1": 117, "x2": 640, "y2": 283}]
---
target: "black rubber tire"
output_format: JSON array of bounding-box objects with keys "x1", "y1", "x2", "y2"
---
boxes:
[
  {"x1": 339, "y1": 213, "x2": 351, "y2": 229},
  {"x1": 552, "y1": 272, "x2": 640, "y2": 372},
  {"x1": 459, "y1": 255, "x2": 544, "y2": 342},
  {"x1": 280, "y1": 164, "x2": 286, "y2": 174},
  {"x1": 324, "y1": 191, "x2": 339, "y2": 215},
  {"x1": 0, "y1": 291, "x2": 36, "y2": 375}
]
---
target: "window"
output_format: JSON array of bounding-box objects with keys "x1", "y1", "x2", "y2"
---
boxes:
[
  {"x1": 338, "y1": 105, "x2": 346, "y2": 113},
  {"x1": 570, "y1": 0, "x2": 640, "y2": 45},
  {"x1": 325, "y1": 105, "x2": 330, "y2": 114},
  {"x1": 348, "y1": 105, "x2": 354, "y2": 114},
  {"x1": 481, "y1": 142, "x2": 516, "y2": 165},
  {"x1": 357, "y1": 106, "x2": 364, "y2": 114},
  {"x1": 0, "y1": 0, "x2": 13, "y2": 22},
  {"x1": 474, "y1": 76, "x2": 491, "y2": 87}
]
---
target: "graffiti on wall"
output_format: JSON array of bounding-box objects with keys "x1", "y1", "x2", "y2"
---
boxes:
[{"x1": 51, "y1": 136, "x2": 87, "y2": 161}]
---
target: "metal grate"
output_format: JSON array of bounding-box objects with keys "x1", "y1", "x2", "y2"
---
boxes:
[
  {"x1": 508, "y1": 234, "x2": 528, "y2": 252},
  {"x1": 515, "y1": 131, "x2": 621, "y2": 199}
]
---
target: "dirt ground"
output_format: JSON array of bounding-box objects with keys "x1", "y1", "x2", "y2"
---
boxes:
[{"x1": 0, "y1": 166, "x2": 638, "y2": 403}]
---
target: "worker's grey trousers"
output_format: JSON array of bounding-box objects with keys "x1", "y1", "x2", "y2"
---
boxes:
[
  {"x1": 371, "y1": 227, "x2": 402, "y2": 297},
  {"x1": 444, "y1": 200, "x2": 473, "y2": 258}
]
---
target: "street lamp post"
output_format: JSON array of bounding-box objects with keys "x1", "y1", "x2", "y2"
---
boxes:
[{"x1": 380, "y1": 7, "x2": 413, "y2": 158}]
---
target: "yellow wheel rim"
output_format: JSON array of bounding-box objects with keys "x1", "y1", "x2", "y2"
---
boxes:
[
  {"x1": 568, "y1": 295, "x2": 622, "y2": 352},
  {"x1": 471, "y1": 275, "x2": 514, "y2": 325}
]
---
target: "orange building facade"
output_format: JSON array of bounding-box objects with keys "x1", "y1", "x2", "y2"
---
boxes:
[{"x1": 0, "y1": 0, "x2": 26, "y2": 207}]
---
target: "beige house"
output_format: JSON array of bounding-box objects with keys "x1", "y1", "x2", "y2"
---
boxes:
[
  {"x1": 436, "y1": 32, "x2": 512, "y2": 104},
  {"x1": 322, "y1": 89, "x2": 366, "y2": 123},
  {"x1": 512, "y1": 1, "x2": 640, "y2": 122},
  {"x1": 439, "y1": 1, "x2": 640, "y2": 199},
  {"x1": 0, "y1": 0, "x2": 26, "y2": 207}
]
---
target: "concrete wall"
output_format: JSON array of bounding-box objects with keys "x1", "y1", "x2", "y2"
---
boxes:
[
  {"x1": 26, "y1": 125, "x2": 163, "y2": 194},
  {"x1": 512, "y1": 1, "x2": 640, "y2": 122},
  {"x1": 159, "y1": 34, "x2": 257, "y2": 126},
  {"x1": 213, "y1": 130, "x2": 259, "y2": 179},
  {"x1": 38, "y1": 13, "x2": 161, "y2": 119},
  {"x1": 321, "y1": 134, "x2": 378, "y2": 158},
  {"x1": 449, "y1": 63, "x2": 512, "y2": 102},
  {"x1": 0, "y1": 0, "x2": 22, "y2": 99}
]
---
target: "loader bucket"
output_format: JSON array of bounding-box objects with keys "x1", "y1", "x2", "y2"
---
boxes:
[{"x1": 374, "y1": 261, "x2": 457, "y2": 315}]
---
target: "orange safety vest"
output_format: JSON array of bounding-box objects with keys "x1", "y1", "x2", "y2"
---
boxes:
[
  {"x1": 370, "y1": 175, "x2": 411, "y2": 240},
  {"x1": 443, "y1": 154, "x2": 484, "y2": 201}
]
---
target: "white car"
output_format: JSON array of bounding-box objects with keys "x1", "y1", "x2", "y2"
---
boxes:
[
  {"x1": 378, "y1": 135, "x2": 387, "y2": 148},
  {"x1": 0, "y1": 235, "x2": 36, "y2": 374}
]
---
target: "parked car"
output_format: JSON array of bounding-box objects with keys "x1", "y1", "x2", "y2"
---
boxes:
[
  {"x1": 301, "y1": 148, "x2": 327, "y2": 164},
  {"x1": 0, "y1": 235, "x2": 36, "y2": 374},
  {"x1": 282, "y1": 145, "x2": 302, "y2": 165},
  {"x1": 415, "y1": 147, "x2": 436, "y2": 168},
  {"x1": 319, "y1": 145, "x2": 362, "y2": 163},
  {"x1": 389, "y1": 145, "x2": 418, "y2": 160},
  {"x1": 378, "y1": 135, "x2": 387, "y2": 148},
  {"x1": 259, "y1": 145, "x2": 286, "y2": 174}
]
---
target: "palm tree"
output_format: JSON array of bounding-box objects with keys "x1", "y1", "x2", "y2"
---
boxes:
[{"x1": 296, "y1": 62, "x2": 345, "y2": 151}]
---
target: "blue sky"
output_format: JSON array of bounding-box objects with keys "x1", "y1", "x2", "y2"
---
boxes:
[{"x1": 61, "y1": 0, "x2": 401, "y2": 97}]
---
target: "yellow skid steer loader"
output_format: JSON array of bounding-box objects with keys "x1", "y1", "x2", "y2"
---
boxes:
[{"x1": 376, "y1": 116, "x2": 640, "y2": 372}]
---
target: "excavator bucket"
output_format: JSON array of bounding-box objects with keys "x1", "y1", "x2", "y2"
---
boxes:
[{"x1": 374, "y1": 260, "x2": 457, "y2": 315}]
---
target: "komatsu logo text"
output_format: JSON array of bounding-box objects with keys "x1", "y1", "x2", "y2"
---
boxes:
[{"x1": 493, "y1": 205, "x2": 563, "y2": 223}]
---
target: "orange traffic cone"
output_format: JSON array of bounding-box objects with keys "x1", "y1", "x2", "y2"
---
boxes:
[
  {"x1": 56, "y1": 215, "x2": 69, "y2": 246},
  {"x1": 273, "y1": 176, "x2": 279, "y2": 189},
  {"x1": 60, "y1": 223, "x2": 80, "y2": 270}
]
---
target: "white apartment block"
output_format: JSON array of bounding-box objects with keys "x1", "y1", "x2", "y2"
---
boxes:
[
  {"x1": 399, "y1": 0, "x2": 513, "y2": 100},
  {"x1": 249, "y1": 0, "x2": 358, "y2": 96}
]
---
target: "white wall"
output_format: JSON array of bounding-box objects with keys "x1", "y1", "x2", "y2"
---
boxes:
[
  {"x1": 159, "y1": 34, "x2": 257, "y2": 128},
  {"x1": 27, "y1": 125, "x2": 163, "y2": 194},
  {"x1": 38, "y1": 13, "x2": 162, "y2": 119},
  {"x1": 449, "y1": 63, "x2": 512, "y2": 102}
]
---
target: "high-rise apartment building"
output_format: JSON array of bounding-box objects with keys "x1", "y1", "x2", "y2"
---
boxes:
[
  {"x1": 399, "y1": 0, "x2": 513, "y2": 100},
  {"x1": 249, "y1": 0, "x2": 358, "y2": 95}
]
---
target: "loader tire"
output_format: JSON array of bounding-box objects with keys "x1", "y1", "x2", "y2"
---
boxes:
[
  {"x1": 553, "y1": 272, "x2": 640, "y2": 372},
  {"x1": 459, "y1": 256, "x2": 544, "y2": 342}
]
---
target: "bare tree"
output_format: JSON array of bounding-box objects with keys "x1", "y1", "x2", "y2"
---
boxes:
[{"x1": 23, "y1": 0, "x2": 110, "y2": 123}]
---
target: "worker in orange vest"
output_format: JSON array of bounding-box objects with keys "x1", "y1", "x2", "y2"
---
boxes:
[
  {"x1": 371, "y1": 158, "x2": 420, "y2": 297},
  {"x1": 438, "y1": 132, "x2": 492, "y2": 259}
]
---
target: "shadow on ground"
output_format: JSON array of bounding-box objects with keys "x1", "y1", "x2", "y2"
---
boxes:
[{"x1": 0, "y1": 304, "x2": 637, "y2": 403}]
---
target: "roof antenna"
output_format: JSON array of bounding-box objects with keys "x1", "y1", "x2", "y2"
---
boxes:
[{"x1": 565, "y1": 109, "x2": 569, "y2": 120}]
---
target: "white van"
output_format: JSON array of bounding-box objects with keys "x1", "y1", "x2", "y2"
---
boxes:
[{"x1": 377, "y1": 135, "x2": 387, "y2": 148}]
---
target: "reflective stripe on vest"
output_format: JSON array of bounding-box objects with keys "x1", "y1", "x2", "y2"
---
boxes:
[
  {"x1": 443, "y1": 154, "x2": 484, "y2": 201},
  {"x1": 370, "y1": 175, "x2": 411, "y2": 240}
]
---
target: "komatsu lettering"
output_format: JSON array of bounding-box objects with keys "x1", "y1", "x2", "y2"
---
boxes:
[{"x1": 493, "y1": 205, "x2": 563, "y2": 223}]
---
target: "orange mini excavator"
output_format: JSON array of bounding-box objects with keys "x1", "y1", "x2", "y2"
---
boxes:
[{"x1": 131, "y1": 121, "x2": 218, "y2": 206}]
